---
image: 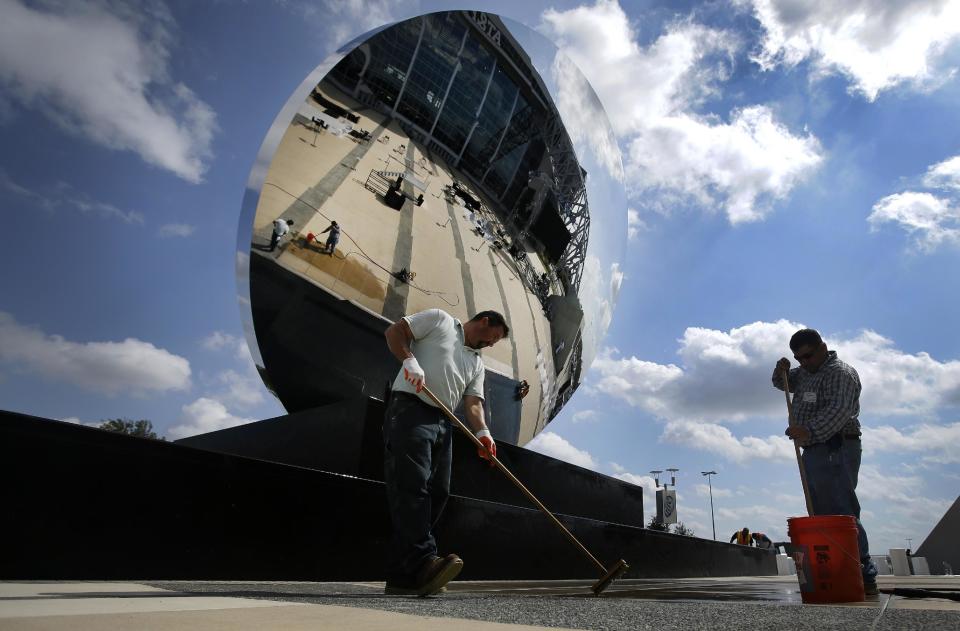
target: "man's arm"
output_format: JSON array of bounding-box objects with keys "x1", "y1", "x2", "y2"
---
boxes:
[
  {"x1": 385, "y1": 319, "x2": 415, "y2": 362},
  {"x1": 464, "y1": 394, "x2": 496, "y2": 462},
  {"x1": 772, "y1": 358, "x2": 797, "y2": 391},
  {"x1": 385, "y1": 318, "x2": 425, "y2": 391},
  {"x1": 463, "y1": 395, "x2": 487, "y2": 433},
  {"x1": 321, "y1": 225, "x2": 332, "y2": 234}
]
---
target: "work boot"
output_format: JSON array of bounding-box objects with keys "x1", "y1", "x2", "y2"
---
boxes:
[
  {"x1": 415, "y1": 554, "x2": 463, "y2": 596},
  {"x1": 864, "y1": 580, "x2": 879, "y2": 596},
  {"x1": 385, "y1": 554, "x2": 463, "y2": 597}
]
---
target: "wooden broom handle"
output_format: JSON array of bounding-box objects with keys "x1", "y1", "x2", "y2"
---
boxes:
[{"x1": 783, "y1": 367, "x2": 814, "y2": 516}]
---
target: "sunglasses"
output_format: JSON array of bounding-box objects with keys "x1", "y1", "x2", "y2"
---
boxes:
[{"x1": 794, "y1": 350, "x2": 816, "y2": 361}]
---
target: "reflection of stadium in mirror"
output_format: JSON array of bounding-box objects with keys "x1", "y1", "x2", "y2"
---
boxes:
[{"x1": 248, "y1": 11, "x2": 595, "y2": 446}]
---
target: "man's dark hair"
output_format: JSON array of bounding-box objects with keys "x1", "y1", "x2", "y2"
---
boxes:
[
  {"x1": 471, "y1": 310, "x2": 509, "y2": 337},
  {"x1": 790, "y1": 328, "x2": 823, "y2": 351},
  {"x1": 286, "y1": 219, "x2": 294, "y2": 226}
]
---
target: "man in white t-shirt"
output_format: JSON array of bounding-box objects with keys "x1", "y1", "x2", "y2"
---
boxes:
[
  {"x1": 382, "y1": 308, "x2": 509, "y2": 596},
  {"x1": 269, "y1": 218, "x2": 294, "y2": 252}
]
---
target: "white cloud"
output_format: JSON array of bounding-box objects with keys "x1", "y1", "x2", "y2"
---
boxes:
[
  {"x1": 856, "y1": 464, "x2": 953, "y2": 552},
  {"x1": 863, "y1": 422, "x2": 960, "y2": 464},
  {"x1": 627, "y1": 208, "x2": 644, "y2": 240},
  {"x1": 662, "y1": 420, "x2": 795, "y2": 464},
  {"x1": 158, "y1": 223, "x2": 195, "y2": 238},
  {"x1": 200, "y1": 330, "x2": 265, "y2": 408},
  {"x1": 202, "y1": 330, "x2": 249, "y2": 361},
  {"x1": 1, "y1": 171, "x2": 144, "y2": 223},
  {"x1": 311, "y1": 0, "x2": 414, "y2": 51},
  {"x1": 550, "y1": 51, "x2": 624, "y2": 182},
  {"x1": 694, "y1": 482, "x2": 734, "y2": 498},
  {"x1": 167, "y1": 397, "x2": 255, "y2": 439},
  {"x1": 593, "y1": 320, "x2": 960, "y2": 423},
  {"x1": 625, "y1": 107, "x2": 823, "y2": 224},
  {"x1": 526, "y1": 431, "x2": 597, "y2": 469},
  {"x1": 571, "y1": 409, "x2": 599, "y2": 423},
  {"x1": 540, "y1": 1, "x2": 823, "y2": 224},
  {"x1": 923, "y1": 155, "x2": 960, "y2": 191},
  {"x1": 0, "y1": 311, "x2": 190, "y2": 395},
  {"x1": 868, "y1": 191, "x2": 960, "y2": 251},
  {"x1": 746, "y1": 0, "x2": 960, "y2": 101},
  {"x1": 214, "y1": 368, "x2": 265, "y2": 409},
  {"x1": 0, "y1": 0, "x2": 217, "y2": 182},
  {"x1": 578, "y1": 257, "x2": 624, "y2": 371}
]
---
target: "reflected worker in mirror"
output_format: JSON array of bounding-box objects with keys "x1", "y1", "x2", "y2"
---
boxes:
[
  {"x1": 320, "y1": 220, "x2": 340, "y2": 256},
  {"x1": 383, "y1": 309, "x2": 509, "y2": 596},
  {"x1": 269, "y1": 218, "x2": 294, "y2": 252}
]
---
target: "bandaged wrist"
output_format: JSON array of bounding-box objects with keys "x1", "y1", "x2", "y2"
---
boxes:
[{"x1": 475, "y1": 428, "x2": 492, "y2": 440}]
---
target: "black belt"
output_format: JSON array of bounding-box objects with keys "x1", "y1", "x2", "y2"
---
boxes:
[{"x1": 843, "y1": 432, "x2": 861, "y2": 440}]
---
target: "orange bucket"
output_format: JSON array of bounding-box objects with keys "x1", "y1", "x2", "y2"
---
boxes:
[{"x1": 788, "y1": 515, "x2": 864, "y2": 603}]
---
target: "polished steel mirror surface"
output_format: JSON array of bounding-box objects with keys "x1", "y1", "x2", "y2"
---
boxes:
[{"x1": 237, "y1": 11, "x2": 626, "y2": 445}]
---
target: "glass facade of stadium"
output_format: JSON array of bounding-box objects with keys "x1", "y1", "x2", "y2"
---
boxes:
[{"x1": 328, "y1": 11, "x2": 587, "y2": 291}]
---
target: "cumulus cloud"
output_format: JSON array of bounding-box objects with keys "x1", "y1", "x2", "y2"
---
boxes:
[
  {"x1": 1, "y1": 171, "x2": 144, "y2": 224},
  {"x1": 158, "y1": 223, "x2": 195, "y2": 238},
  {"x1": 571, "y1": 410, "x2": 599, "y2": 423},
  {"x1": 662, "y1": 420, "x2": 794, "y2": 464},
  {"x1": 868, "y1": 191, "x2": 960, "y2": 251},
  {"x1": 202, "y1": 330, "x2": 250, "y2": 361},
  {"x1": 550, "y1": 51, "x2": 624, "y2": 182},
  {"x1": 0, "y1": 311, "x2": 190, "y2": 395},
  {"x1": 694, "y1": 482, "x2": 734, "y2": 498},
  {"x1": 627, "y1": 208, "x2": 645, "y2": 240},
  {"x1": 167, "y1": 397, "x2": 255, "y2": 439},
  {"x1": 0, "y1": 0, "x2": 217, "y2": 182},
  {"x1": 593, "y1": 320, "x2": 960, "y2": 423},
  {"x1": 201, "y1": 330, "x2": 265, "y2": 408},
  {"x1": 526, "y1": 431, "x2": 597, "y2": 469},
  {"x1": 923, "y1": 155, "x2": 960, "y2": 191},
  {"x1": 307, "y1": 0, "x2": 415, "y2": 51},
  {"x1": 745, "y1": 0, "x2": 960, "y2": 100},
  {"x1": 540, "y1": 1, "x2": 823, "y2": 224},
  {"x1": 578, "y1": 257, "x2": 624, "y2": 371},
  {"x1": 863, "y1": 422, "x2": 960, "y2": 464}
]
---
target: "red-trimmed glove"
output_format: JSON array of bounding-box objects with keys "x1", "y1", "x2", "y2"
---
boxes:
[
  {"x1": 402, "y1": 357, "x2": 425, "y2": 392},
  {"x1": 475, "y1": 428, "x2": 496, "y2": 464}
]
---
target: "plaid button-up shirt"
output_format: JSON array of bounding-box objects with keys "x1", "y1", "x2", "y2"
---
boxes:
[{"x1": 772, "y1": 351, "x2": 862, "y2": 447}]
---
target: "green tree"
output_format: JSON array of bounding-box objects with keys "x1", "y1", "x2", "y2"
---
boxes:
[
  {"x1": 99, "y1": 418, "x2": 165, "y2": 441},
  {"x1": 673, "y1": 522, "x2": 695, "y2": 536},
  {"x1": 647, "y1": 515, "x2": 670, "y2": 532}
]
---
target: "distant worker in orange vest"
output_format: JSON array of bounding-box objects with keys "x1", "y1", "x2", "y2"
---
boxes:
[{"x1": 730, "y1": 527, "x2": 752, "y2": 545}]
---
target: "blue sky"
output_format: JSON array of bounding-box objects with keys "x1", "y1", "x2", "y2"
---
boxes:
[{"x1": 1, "y1": 0, "x2": 958, "y2": 556}]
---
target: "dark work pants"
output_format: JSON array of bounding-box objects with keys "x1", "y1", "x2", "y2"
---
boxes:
[
  {"x1": 802, "y1": 437, "x2": 878, "y2": 583},
  {"x1": 383, "y1": 392, "x2": 453, "y2": 582},
  {"x1": 269, "y1": 230, "x2": 281, "y2": 251}
]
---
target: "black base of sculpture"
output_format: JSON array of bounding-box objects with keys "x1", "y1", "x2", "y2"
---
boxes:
[{"x1": 0, "y1": 408, "x2": 777, "y2": 580}]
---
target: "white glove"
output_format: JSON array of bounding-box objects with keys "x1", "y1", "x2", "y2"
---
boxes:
[
  {"x1": 475, "y1": 428, "x2": 496, "y2": 462},
  {"x1": 402, "y1": 356, "x2": 425, "y2": 392}
]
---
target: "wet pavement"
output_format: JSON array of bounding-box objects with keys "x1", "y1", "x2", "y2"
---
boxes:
[{"x1": 3, "y1": 576, "x2": 958, "y2": 630}]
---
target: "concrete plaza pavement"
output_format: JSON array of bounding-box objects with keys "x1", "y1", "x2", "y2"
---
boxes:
[{"x1": 3, "y1": 576, "x2": 957, "y2": 630}]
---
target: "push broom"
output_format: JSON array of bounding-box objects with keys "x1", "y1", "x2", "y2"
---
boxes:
[{"x1": 420, "y1": 384, "x2": 629, "y2": 595}]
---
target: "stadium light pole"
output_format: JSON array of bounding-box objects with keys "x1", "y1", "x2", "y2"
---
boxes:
[{"x1": 701, "y1": 471, "x2": 718, "y2": 541}]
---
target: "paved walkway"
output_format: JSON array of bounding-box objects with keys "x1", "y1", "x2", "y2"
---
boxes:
[{"x1": 2, "y1": 577, "x2": 957, "y2": 630}]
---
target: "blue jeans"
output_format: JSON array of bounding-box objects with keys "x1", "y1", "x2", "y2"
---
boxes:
[
  {"x1": 383, "y1": 392, "x2": 453, "y2": 582},
  {"x1": 802, "y1": 437, "x2": 878, "y2": 583}
]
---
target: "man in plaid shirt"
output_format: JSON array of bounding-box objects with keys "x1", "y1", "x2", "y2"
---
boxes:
[{"x1": 773, "y1": 328, "x2": 879, "y2": 595}]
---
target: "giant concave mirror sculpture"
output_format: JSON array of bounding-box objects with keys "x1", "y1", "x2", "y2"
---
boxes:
[{"x1": 236, "y1": 10, "x2": 626, "y2": 446}]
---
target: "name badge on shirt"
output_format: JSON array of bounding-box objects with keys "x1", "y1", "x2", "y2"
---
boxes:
[{"x1": 802, "y1": 391, "x2": 817, "y2": 403}]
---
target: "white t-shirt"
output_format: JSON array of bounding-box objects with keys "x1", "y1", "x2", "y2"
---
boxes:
[
  {"x1": 273, "y1": 219, "x2": 290, "y2": 236},
  {"x1": 391, "y1": 309, "x2": 485, "y2": 411}
]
